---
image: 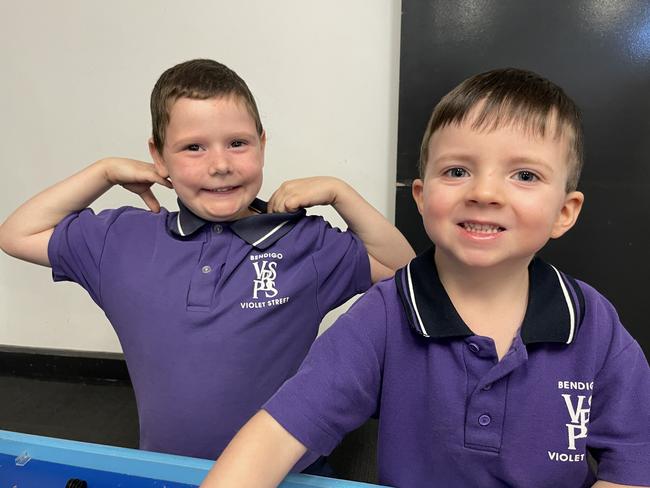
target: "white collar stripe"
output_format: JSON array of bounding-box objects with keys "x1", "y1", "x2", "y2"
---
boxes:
[
  {"x1": 252, "y1": 220, "x2": 289, "y2": 248},
  {"x1": 176, "y1": 214, "x2": 186, "y2": 237},
  {"x1": 407, "y1": 263, "x2": 429, "y2": 338},
  {"x1": 550, "y1": 264, "x2": 575, "y2": 344}
]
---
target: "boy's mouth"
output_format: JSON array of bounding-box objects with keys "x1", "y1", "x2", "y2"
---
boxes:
[
  {"x1": 459, "y1": 222, "x2": 505, "y2": 234},
  {"x1": 205, "y1": 186, "x2": 239, "y2": 193}
]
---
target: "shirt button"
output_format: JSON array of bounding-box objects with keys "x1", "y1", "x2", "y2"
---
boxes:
[
  {"x1": 213, "y1": 224, "x2": 223, "y2": 234},
  {"x1": 478, "y1": 414, "x2": 491, "y2": 426},
  {"x1": 468, "y1": 342, "x2": 480, "y2": 353},
  {"x1": 482, "y1": 383, "x2": 492, "y2": 391},
  {"x1": 201, "y1": 265, "x2": 212, "y2": 274}
]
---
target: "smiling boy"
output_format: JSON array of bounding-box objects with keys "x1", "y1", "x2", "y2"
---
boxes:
[
  {"x1": 153, "y1": 95, "x2": 265, "y2": 222},
  {"x1": 0, "y1": 59, "x2": 414, "y2": 463},
  {"x1": 200, "y1": 68, "x2": 650, "y2": 488}
]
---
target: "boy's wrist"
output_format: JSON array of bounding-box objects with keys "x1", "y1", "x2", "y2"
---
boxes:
[
  {"x1": 329, "y1": 177, "x2": 356, "y2": 208},
  {"x1": 95, "y1": 158, "x2": 120, "y2": 186}
]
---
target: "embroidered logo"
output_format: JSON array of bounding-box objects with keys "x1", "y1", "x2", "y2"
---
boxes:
[
  {"x1": 240, "y1": 252, "x2": 290, "y2": 310},
  {"x1": 252, "y1": 261, "x2": 278, "y2": 298},
  {"x1": 562, "y1": 394, "x2": 591, "y2": 450},
  {"x1": 547, "y1": 381, "x2": 592, "y2": 463}
]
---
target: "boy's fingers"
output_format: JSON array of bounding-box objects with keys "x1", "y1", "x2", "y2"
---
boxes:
[
  {"x1": 141, "y1": 174, "x2": 172, "y2": 190},
  {"x1": 267, "y1": 192, "x2": 283, "y2": 213},
  {"x1": 139, "y1": 189, "x2": 161, "y2": 213},
  {"x1": 284, "y1": 197, "x2": 299, "y2": 212},
  {"x1": 156, "y1": 176, "x2": 173, "y2": 189}
]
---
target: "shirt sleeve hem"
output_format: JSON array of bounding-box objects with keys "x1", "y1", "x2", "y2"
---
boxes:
[
  {"x1": 48, "y1": 215, "x2": 69, "y2": 282},
  {"x1": 596, "y1": 454, "x2": 650, "y2": 486},
  {"x1": 263, "y1": 401, "x2": 341, "y2": 456}
]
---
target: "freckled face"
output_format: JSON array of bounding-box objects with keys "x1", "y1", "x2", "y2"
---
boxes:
[
  {"x1": 151, "y1": 96, "x2": 265, "y2": 222},
  {"x1": 412, "y1": 115, "x2": 582, "y2": 272}
]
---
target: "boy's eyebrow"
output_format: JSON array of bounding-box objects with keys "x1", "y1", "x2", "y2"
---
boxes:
[
  {"x1": 168, "y1": 131, "x2": 258, "y2": 148},
  {"x1": 429, "y1": 152, "x2": 475, "y2": 166},
  {"x1": 431, "y1": 152, "x2": 557, "y2": 173},
  {"x1": 507, "y1": 156, "x2": 556, "y2": 173}
]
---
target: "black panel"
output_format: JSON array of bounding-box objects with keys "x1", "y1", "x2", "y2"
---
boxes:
[
  {"x1": 0, "y1": 346, "x2": 130, "y2": 384},
  {"x1": 397, "y1": 1, "x2": 650, "y2": 357}
]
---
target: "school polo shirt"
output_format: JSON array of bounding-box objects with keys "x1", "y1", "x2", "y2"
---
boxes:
[
  {"x1": 265, "y1": 248, "x2": 650, "y2": 487},
  {"x1": 48, "y1": 198, "x2": 370, "y2": 459}
]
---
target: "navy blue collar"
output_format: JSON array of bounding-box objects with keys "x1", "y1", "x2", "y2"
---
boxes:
[
  {"x1": 395, "y1": 248, "x2": 585, "y2": 345},
  {"x1": 168, "y1": 198, "x2": 306, "y2": 250}
]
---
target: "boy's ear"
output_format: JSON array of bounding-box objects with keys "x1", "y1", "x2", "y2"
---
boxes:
[
  {"x1": 551, "y1": 191, "x2": 584, "y2": 239},
  {"x1": 148, "y1": 138, "x2": 169, "y2": 178},
  {"x1": 411, "y1": 179, "x2": 425, "y2": 216},
  {"x1": 259, "y1": 130, "x2": 267, "y2": 166}
]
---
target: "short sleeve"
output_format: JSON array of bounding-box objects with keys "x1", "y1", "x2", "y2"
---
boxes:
[
  {"x1": 263, "y1": 286, "x2": 387, "y2": 455},
  {"x1": 588, "y1": 338, "x2": 650, "y2": 485},
  {"x1": 310, "y1": 218, "x2": 371, "y2": 318},
  {"x1": 48, "y1": 207, "x2": 126, "y2": 306}
]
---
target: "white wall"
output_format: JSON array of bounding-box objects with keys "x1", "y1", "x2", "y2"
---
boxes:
[{"x1": 0, "y1": 1, "x2": 401, "y2": 353}]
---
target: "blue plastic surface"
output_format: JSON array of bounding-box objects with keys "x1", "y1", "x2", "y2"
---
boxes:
[{"x1": 0, "y1": 430, "x2": 385, "y2": 487}]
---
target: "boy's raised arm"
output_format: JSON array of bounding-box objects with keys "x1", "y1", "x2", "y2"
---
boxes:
[
  {"x1": 0, "y1": 158, "x2": 172, "y2": 267},
  {"x1": 200, "y1": 410, "x2": 307, "y2": 488},
  {"x1": 268, "y1": 176, "x2": 415, "y2": 283}
]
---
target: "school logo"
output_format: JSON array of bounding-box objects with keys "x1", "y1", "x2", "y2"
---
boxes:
[
  {"x1": 562, "y1": 394, "x2": 591, "y2": 450},
  {"x1": 547, "y1": 380, "x2": 592, "y2": 463},
  {"x1": 252, "y1": 260, "x2": 278, "y2": 299},
  {"x1": 240, "y1": 252, "x2": 291, "y2": 310}
]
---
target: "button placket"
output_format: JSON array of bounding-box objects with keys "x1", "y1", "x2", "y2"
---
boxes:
[
  {"x1": 186, "y1": 227, "x2": 230, "y2": 310},
  {"x1": 462, "y1": 337, "x2": 514, "y2": 453}
]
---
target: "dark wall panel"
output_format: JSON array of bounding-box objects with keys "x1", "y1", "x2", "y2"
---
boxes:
[{"x1": 396, "y1": 1, "x2": 650, "y2": 356}]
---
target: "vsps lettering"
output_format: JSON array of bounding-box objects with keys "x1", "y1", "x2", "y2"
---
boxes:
[
  {"x1": 252, "y1": 260, "x2": 278, "y2": 299},
  {"x1": 562, "y1": 394, "x2": 591, "y2": 450}
]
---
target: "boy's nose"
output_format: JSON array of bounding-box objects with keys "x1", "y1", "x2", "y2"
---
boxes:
[
  {"x1": 208, "y1": 155, "x2": 231, "y2": 176},
  {"x1": 466, "y1": 175, "x2": 504, "y2": 206}
]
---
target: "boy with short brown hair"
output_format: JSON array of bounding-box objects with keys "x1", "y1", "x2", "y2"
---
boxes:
[
  {"x1": 200, "y1": 68, "x2": 650, "y2": 488},
  {"x1": 0, "y1": 58, "x2": 414, "y2": 463}
]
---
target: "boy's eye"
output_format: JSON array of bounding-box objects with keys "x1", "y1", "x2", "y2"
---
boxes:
[
  {"x1": 513, "y1": 170, "x2": 538, "y2": 182},
  {"x1": 230, "y1": 140, "x2": 247, "y2": 148},
  {"x1": 186, "y1": 144, "x2": 202, "y2": 152},
  {"x1": 444, "y1": 167, "x2": 469, "y2": 178}
]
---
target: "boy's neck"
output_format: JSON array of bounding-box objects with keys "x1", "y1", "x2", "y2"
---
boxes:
[{"x1": 434, "y1": 250, "x2": 532, "y2": 359}]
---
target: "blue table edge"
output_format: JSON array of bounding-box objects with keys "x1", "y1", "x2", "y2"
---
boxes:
[{"x1": 0, "y1": 429, "x2": 384, "y2": 487}]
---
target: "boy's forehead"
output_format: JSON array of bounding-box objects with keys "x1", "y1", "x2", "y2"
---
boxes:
[
  {"x1": 427, "y1": 110, "x2": 573, "y2": 169},
  {"x1": 165, "y1": 95, "x2": 258, "y2": 130},
  {"x1": 439, "y1": 103, "x2": 571, "y2": 145}
]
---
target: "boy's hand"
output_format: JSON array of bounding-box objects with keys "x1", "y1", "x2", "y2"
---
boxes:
[
  {"x1": 267, "y1": 176, "x2": 343, "y2": 213},
  {"x1": 0, "y1": 157, "x2": 175, "y2": 267},
  {"x1": 101, "y1": 158, "x2": 173, "y2": 213},
  {"x1": 268, "y1": 176, "x2": 415, "y2": 283}
]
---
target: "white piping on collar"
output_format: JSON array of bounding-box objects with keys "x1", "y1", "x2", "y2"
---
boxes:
[
  {"x1": 252, "y1": 220, "x2": 289, "y2": 248},
  {"x1": 176, "y1": 213, "x2": 186, "y2": 237},
  {"x1": 406, "y1": 262, "x2": 429, "y2": 338},
  {"x1": 550, "y1": 264, "x2": 575, "y2": 344}
]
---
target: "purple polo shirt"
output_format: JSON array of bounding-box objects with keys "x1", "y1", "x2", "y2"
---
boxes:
[
  {"x1": 265, "y1": 248, "x2": 650, "y2": 487},
  {"x1": 48, "y1": 198, "x2": 370, "y2": 460}
]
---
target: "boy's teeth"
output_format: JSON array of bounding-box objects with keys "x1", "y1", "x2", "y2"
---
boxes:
[
  {"x1": 462, "y1": 222, "x2": 501, "y2": 233},
  {"x1": 211, "y1": 187, "x2": 233, "y2": 192}
]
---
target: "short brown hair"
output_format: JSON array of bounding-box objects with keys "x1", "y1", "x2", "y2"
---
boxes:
[
  {"x1": 150, "y1": 59, "x2": 263, "y2": 154},
  {"x1": 419, "y1": 68, "x2": 583, "y2": 192}
]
